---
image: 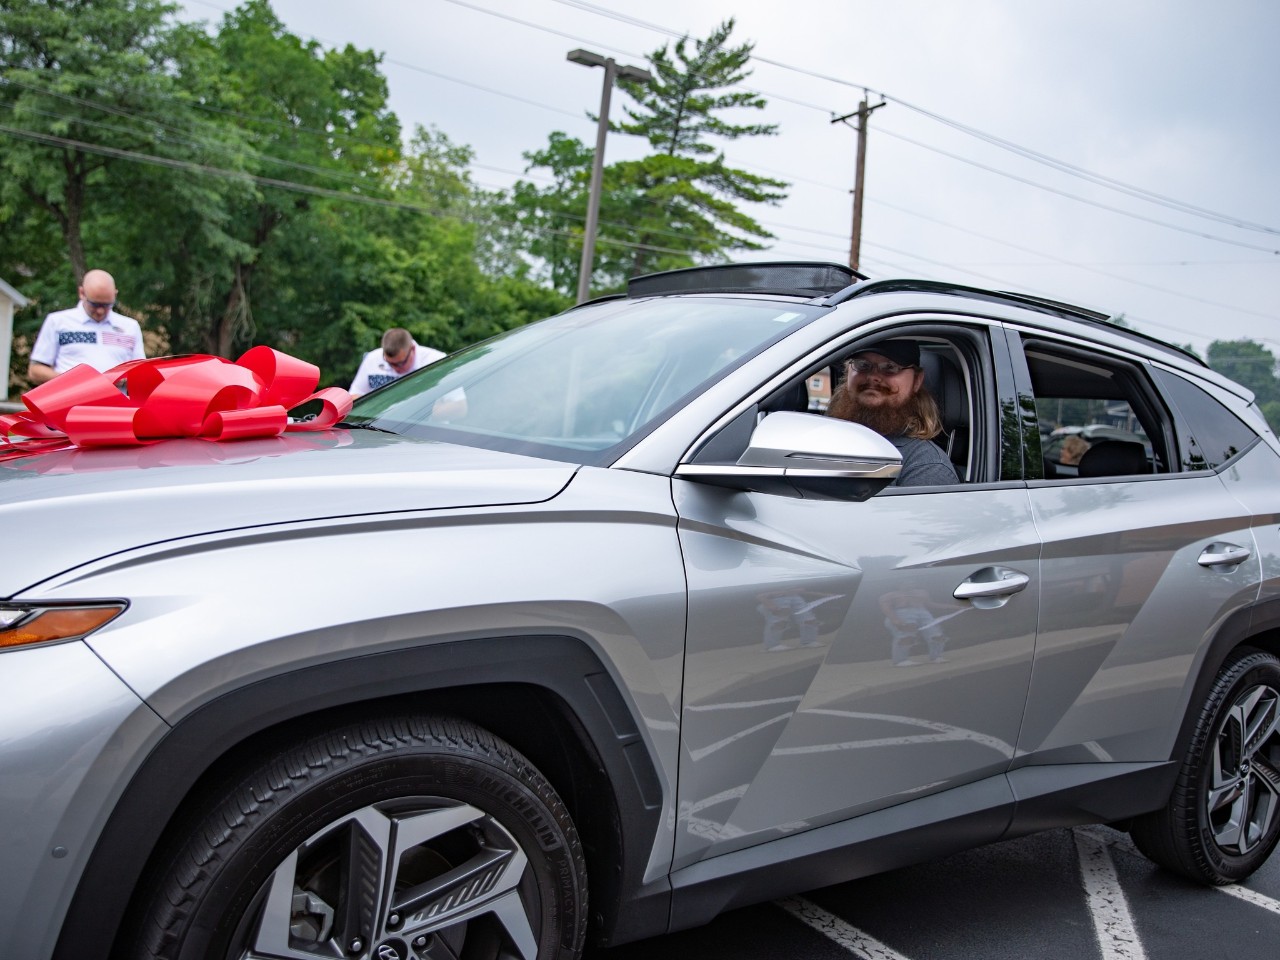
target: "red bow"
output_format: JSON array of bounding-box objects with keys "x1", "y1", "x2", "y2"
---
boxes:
[{"x1": 1, "y1": 347, "x2": 352, "y2": 461}]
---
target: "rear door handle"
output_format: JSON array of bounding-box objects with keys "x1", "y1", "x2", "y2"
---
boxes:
[
  {"x1": 953, "y1": 567, "x2": 1031, "y2": 600},
  {"x1": 1197, "y1": 543, "x2": 1251, "y2": 568}
]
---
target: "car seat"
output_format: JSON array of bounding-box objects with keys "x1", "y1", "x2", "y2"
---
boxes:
[
  {"x1": 918, "y1": 350, "x2": 969, "y2": 479},
  {"x1": 1077, "y1": 439, "x2": 1149, "y2": 478}
]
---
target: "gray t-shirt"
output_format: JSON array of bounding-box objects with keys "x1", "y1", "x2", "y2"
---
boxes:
[{"x1": 888, "y1": 435, "x2": 959, "y2": 487}]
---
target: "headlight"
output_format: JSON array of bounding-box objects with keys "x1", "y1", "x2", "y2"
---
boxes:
[{"x1": 0, "y1": 603, "x2": 126, "y2": 651}]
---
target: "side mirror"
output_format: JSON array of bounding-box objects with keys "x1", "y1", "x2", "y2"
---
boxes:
[{"x1": 676, "y1": 411, "x2": 902, "y2": 501}]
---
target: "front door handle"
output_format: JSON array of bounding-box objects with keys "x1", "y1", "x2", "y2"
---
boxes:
[
  {"x1": 953, "y1": 567, "x2": 1031, "y2": 600},
  {"x1": 1197, "y1": 543, "x2": 1251, "y2": 568}
]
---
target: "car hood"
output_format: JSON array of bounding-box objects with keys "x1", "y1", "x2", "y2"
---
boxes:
[{"x1": 0, "y1": 429, "x2": 576, "y2": 597}]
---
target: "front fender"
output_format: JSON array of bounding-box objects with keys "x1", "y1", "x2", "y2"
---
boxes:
[{"x1": 57, "y1": 635, "x2": 671, "y2": 960}]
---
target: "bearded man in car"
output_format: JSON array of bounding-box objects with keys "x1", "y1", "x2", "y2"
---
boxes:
[{"x1": 826, "y1": 339, "x2": 959, "y2": 487}]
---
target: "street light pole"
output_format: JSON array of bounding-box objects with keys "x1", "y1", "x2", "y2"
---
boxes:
[{"x1": 567, "y1": 48, "x2": 652, "y2": 304}]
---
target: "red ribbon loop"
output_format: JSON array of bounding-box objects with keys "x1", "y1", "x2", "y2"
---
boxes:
[{"x1": 1, "y1": 348, "x2": 353, "y2": 460}]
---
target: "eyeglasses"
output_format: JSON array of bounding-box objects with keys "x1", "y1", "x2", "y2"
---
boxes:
[
  {"x1": 84, "y1": 299, "x2": 116, "y2": 311},
  {"x1": 383, "y1": 346, "x2": 415, "y2": 371},
  {"x1": 847, "y1": 358, "x2": 915, "y2": 377}
]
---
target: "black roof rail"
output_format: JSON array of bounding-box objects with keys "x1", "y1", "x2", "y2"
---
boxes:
[
  {"x1": 835, "y1": 278, "x2": 1205, "y2": 368},
  {"x1": 628, "y1": 261, "x2": 867, "y2": 299},
  {"x1": 568, "y1": 292, "x2": 626, "y2": 310}
]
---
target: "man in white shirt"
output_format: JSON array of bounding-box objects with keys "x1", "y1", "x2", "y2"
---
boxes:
[
  {"x1": 349, "y1": 327, "x2": 445, "y2": 397},
  {"x1": 28, "y1": 269, "x2": 146, "y2": 384}
]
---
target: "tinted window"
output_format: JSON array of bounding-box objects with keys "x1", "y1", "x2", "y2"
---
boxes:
[
  {"x1": 1022, "y1": 341, "x2": 1168, "y2": 479},
  {"x1": 1151, "y1": 367, "x2": 1259, "y2": 470}
]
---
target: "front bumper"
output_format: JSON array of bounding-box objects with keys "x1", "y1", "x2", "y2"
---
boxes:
[{"x1": 0, "y1": 640, "x2": 166, "y2": 959}]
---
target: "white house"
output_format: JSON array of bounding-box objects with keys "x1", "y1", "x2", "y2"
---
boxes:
[{"x1": 0, "y1": 277, "x2": 30, "y2": 402}]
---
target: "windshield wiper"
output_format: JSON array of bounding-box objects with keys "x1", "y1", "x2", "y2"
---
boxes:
[{"x1": 337, "y1": 420, "x2": 399, "y2": 435}]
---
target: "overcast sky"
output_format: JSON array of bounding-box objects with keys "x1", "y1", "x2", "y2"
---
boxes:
[{"x1": 178, "y1": 0, "x2": 1280, "y2": 359}]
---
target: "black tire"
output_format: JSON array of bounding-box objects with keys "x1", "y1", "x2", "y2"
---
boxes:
[
  {"x1": 1131, "y1": 647, "x2": 1280, "y2": 884},
  {"x1": 128, "y1": 714, "x2": 587, "y2": 960}
]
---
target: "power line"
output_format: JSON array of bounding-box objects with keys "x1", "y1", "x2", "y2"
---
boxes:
[
  {"x1": 540, "y1": 0, "x2": 1279, "y2": 236},
  {"x1": 178, "y1": 0, "x2": 1279, "y2": 262},
  {"x1": 21, "y1": 1, "x2": 1278, "y2": 342},
  {"x1": 891, "y1": 100, "x2": 1280, "y2": 236},
  {"x1": 5, "y1": 118, "x2": 1252, "y2": 353},
  {"x1": 875, "y1": 126, "x2": 1280, "y2": 256},
  {"x1": 0, "y1": 123, "x2": 709, "y2": 260},
  {"x1": 0, "y1": 73, "x2": 724, "y2": 235},
  {"x1": 0, "y1": 92, "x2": 390, "y2": 193},
  {"x1": 854, "y1": 196, "x2": 1279, "y2": 323},
  {"x1": 0, "y1": 74, "x2": 404, "y2": 171},
  {"x1": 443, "y1": 0, "x2": 837, "y2": 117},
  {"x1": 729, "y1": 158, "x2": 1279, "y2": 271},
  {"x1": 753, "y1": 221, "x2": 1278, "y2": 346},
  {"x1": 442, "y1": 0, "x2": 642, "y2": 59},
  {"x1": 2, "y1": 73, "x2": 565, "y2": 196},
  {"x1": 6, "y1": 93, "x2": 1264, "y2": 346}
]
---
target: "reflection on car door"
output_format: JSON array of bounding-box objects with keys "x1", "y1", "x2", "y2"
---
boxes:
[
  {"x1": 671, "y1": 467, "x2": 1038, "y2": 869},
  {"x1": 1015, "y1": 341, "x2": 1263, "y2": 768},
  {"x1": 1022, "y1": 474, "x2": 1260, "y2": 764}
]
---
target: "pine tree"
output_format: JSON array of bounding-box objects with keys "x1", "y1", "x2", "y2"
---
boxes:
[
  {"x1": 504, "y1": 18, "x2": 788, "y2": 297},
  {"x1": 608, "y1": 18, "x2": 788, "y2": 281}
]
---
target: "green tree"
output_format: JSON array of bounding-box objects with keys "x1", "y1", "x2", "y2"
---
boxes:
[
  {"x1": 608, "y1": 18, "x2": 787, "y2": 280},
  {"x1": 505, "y1": 19, "x2": 787, "y2": 298},
  {"x1": 173, "y1": 0, "x2": 401, "y2": 358},
  {"x1": 261, "y1": 125, "x2": 569, "y2": 389},
  {"x1": 1, "y1": 0, "x2": 574, "y2": 394},
  {"x1": 0, "y1": 0, "x2": 248, "y2": 389},
  {"x1": 1206, "y1": 340, "x2": 1280, "y2": 402},
  {"x1": 1207, "y1": 339, "x2": 1280, "y2": 431},
  {"x1": 500, "y1": 132, "x2": 594, "y2": 293},
  {"x1": 0, "y1": 0, "x2": 222, "y2": 279}
]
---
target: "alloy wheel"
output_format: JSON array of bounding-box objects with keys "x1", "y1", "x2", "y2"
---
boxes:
[
  {"x1": 1206, "y1": 683, "x2": 1280, "y2": 857},
  {"x1": 231, "y1": 798, "x2": 538, "y2": 960}
]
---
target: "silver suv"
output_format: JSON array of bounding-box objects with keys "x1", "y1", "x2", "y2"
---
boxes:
[{"x1": 4, "y1": 262, "x2": 1279, "y2": 960}]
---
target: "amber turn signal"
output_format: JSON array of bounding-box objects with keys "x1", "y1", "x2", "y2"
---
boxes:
[{"x1": 0, "y1": 604, "x2": 126, "y2": 650}]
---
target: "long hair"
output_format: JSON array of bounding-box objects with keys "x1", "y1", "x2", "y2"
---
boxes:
[{"x1": 827, "y1": 380, "x2": 944, "y2": 441}]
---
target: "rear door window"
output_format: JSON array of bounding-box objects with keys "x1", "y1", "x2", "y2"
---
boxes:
[
  {"x1": 1020, "y1": 340, "x2": 1170, "y2": 480},
  {"x1": 1149, "y1": 367, "x2": 1259, "y2": 470}
]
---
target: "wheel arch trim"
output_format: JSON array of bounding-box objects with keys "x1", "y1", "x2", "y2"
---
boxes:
[
  {"x1": 1173, "y1": 598, "x2": 1280, "y2": 764},
  {"x1": 54, "y1": 634, "x2": 672, "y2": 960}
]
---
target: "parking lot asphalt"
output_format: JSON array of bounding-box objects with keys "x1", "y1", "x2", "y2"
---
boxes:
[{"x1": 587, "y1": 825, "x2": 1280, "y2": 960}]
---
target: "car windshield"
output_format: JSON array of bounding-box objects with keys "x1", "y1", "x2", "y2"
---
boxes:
[{"x1": 343, "y1": 296, "x2": 821, "y2": 464}]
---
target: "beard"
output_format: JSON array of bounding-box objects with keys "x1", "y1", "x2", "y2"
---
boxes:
[{"x1": 827, "y1": 381, "x2": 932, "y2": 439}]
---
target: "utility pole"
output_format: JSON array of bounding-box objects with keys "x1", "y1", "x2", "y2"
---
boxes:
[
  {"x1": 567, "y1": 49, "x2": 653, "y2": 304},
  {"x1": 831, "y1": 95, "x2": 886, "y2": 273}
]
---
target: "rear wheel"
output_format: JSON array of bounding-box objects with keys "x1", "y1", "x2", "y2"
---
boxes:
[
  {"x1": 129, "y1": 715, "x2": 587, "y2": 960},
  {"x1": 1131, "y1": 648, "x2": 1280, "y2": 884}
]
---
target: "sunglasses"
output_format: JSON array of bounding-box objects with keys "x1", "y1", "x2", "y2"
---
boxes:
[
  {"x1": 847, "y1": 358, "x2": 915, "y2": 377},
  {"x1": 85, "y1": 299, "x2": 116, "y2": 310},
  {"x1": 383, "y1": 346, "x2": 416, "y2": 371}
]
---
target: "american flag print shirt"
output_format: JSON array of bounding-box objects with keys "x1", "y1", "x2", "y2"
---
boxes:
[{"x1": 30, "y1": 305, "x2": 146, "y2": 374}]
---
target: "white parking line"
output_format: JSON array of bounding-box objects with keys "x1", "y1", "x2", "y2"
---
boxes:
[
  {"x1": 1217, "y1": 882, "x2": 1280, "y2": 915},
  {"x1": 776, "y1": 896, "x2": 913, "y2": 960},
  {"x1": 1077, "y1": 824, "x2": 1280, "y2": 917},
  {"x1": 1074, "y1": 830, "x2": 1148, "y2": 960},
  {"x1": 777, "y1": 827, "x2": 1278, "y2": 960}
]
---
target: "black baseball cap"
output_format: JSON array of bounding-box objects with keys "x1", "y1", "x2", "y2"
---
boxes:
[{"x1": 852, "y1": 339, "x2": 920, "y2": 368}]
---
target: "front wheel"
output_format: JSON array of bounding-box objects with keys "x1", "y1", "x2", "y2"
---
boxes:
[
  {"x1": 129, "y1": 715, "x2": 588, "y2": 960},
  {"x1": 1131, "y1": 648, "x2": 1280, "y2": 884}
]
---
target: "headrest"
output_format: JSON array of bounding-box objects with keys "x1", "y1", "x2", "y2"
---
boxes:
[
  {"x1": 918, "y1": 351, "x2": 965, "y2": 431},
  {"x1": 1077, "y1": 439, "x2": 1148, "y2": 477}
]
